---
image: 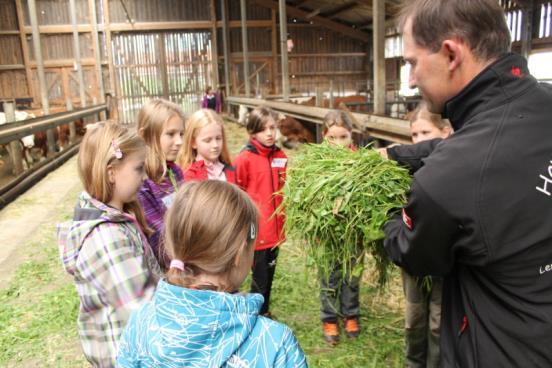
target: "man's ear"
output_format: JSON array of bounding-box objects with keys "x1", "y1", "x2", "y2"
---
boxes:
[{"x1": 442, "y1": 39, "x2": 463, "y2": 72}]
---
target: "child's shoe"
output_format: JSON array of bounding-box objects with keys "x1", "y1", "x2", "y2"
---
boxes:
[
  {"x1": 344, "y1": 317, "x2": 360, "y2": 338},
  {"x1": 322, "y1": 321, "x2": 340, "y2": 345}
]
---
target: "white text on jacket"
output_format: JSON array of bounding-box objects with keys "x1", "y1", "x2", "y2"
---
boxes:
[{"x1": 536, "y1": 160, "x2": 552, "y2": 197}]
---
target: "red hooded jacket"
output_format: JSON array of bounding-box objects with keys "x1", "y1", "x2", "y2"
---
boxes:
[
  {"x1": 233, "y1": 139, "x2": 287, "y2": 251},
  {"x1": 183, "y1": 160, "x2": 237, "y2": 184}
]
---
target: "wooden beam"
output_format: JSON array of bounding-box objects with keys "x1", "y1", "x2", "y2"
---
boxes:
[
  {"x1": 210, "y1": 0, "x2": 219, "y2": 88},
  {"x1": 69, "y1": 0, "x2": 87, "y2": 108},
  {"x1": 240, "y1": 0, "x2": 251, "y2": 97},
  {"x1": 373, "y1": 0, "x2": 386, "y2": 115},
  {"x1": 305, "y1": 9, "x2": 320, "y2": 19},
  {"x1": 158, "y1": 33, "x2": 170, "y2": 99},
  {"x1": 15, "y1": 0, "x2": 35, "y2": 106},
  {"x1": 217, "y1": 20, "x2": 273, "y2": 28},
  {"x1": 277, "y1": 70, "x2": 366, "y2": 76},
  {"x1": 102, "y1": 0, "x2": 117, "y2": 119},
  {"x1": 88, "y1": 0, "x2": 105, "y2": 105},
  {"x1": 271, "y1": 9, "x2": 278, "y2": 94},
  {"x1": 279, "y1": 0, "x2": 290, "y2": 101},
  {"x1": 0, "y1": 64, "x2": 25, "y2": 70},
  {"x1": 28, "y1": 0, "x2": 56, "y2": 155},
  {"x1": 18, "y1": 20, "x2": 273, "y2": 34},
  {"x1": 252, "y1": 0, "x2": 370, "y2": 43},
  {"x1": 322, "y1": 1, "x2": 359, "y2": 19},
  {"x1": 293, "y1": 0, "x2": 310, "y2": 7},
  {"x1": 520, "y1": 0, "x2": 534, "y2": 58},
  {"x1": 221, "y1": 0, "x2": 231, "y2": 101}
]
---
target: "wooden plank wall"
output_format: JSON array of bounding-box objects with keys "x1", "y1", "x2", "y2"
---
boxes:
[{"x1": 4, "y1": 0, "x2": 552, "y2": 115}]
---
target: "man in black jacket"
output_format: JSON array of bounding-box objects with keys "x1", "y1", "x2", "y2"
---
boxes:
[{"x1": 384, "y1": 1, "x2": 552, "y2": 367}]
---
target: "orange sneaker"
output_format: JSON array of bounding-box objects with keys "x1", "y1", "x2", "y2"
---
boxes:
[
  {"x1": 322, "y1": 321, "x2": 340, "y2": 345},
  {"x1": 344, "y1": 317, "x2": 360, "y2": 338}
]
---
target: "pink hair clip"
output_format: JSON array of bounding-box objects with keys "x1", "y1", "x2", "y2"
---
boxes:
[
  {"x1": 170, "y1": 259, "x2": 185, "y2": 271},
  {"x1": 111, "y1": 139, "x2": 123, "y2": 159}
]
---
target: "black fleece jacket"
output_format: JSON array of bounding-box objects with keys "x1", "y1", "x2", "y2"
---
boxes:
[{"x1": 384, "y1": 53, "x2": 552, "y2": 367}]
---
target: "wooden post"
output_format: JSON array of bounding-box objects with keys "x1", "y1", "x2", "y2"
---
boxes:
[
  {"x1": 373, "y1": 0, "x2": 386, "y2": 115},
  {"x1": 88, "y1": 0, "x2": 106, "y2": 119},
  {"x1": 240, "y1": 0, "x2": 251, "y2": 97},
  {"x1": 329, "y1": 79, "x2": 334, "y2": 108},
  {"x1": 256, "y1": 72, "x2": 260, "y2": 97},
  {"x1": 102, "y1": 0, "x2": 118, "y2": 119},
  {"x1": 279, "y1": 0, "x2": 290, "y2": 101},
  {"x1": 271, "y1": 9, "x2": 278, "y2": 94},
  {"x1": 69, "y1": 0, "x2": 87, "y2": 109},
  {"x1": 221, "y1": 0, "x2": 231, "y2": 106},
  {"x1": 28, "y1": 0, "x2": 56, "y2": 156},
  {"x1": 66, "y1": 99, "x2": 76, "y2": 144},
  {"x1": 4, "y1": 101, "x2": 24, "y2": 175},
  {"x1": 210, "y1": 0, "x2": 220, "y2": 89},
  {"x1": 520, "y1": 0, "x2": 534, "y2": 59},
  {"x1": 158, "y1": 33, "x2": 170, "y2": 99},
  {"x1": 14, "y1": 0, "x2": 35, "y2": 106},
  {"x1": 314, "y1": 87, "x2": 323, "y2": 143}
]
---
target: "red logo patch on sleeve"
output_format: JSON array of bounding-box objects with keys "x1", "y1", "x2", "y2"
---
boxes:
[
  {"x1": 511, "y1": 66, "x2": 522, "y2": 78},
  {"x1": 402, "y1": 208, "x2": 413, "y2": 230}
]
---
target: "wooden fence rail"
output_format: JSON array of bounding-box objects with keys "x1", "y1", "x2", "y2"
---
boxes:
[{"x1": 226, "y1": 96, "x2": 412, "y2": 144}]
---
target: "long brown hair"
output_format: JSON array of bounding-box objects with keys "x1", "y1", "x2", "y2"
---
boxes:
[
  {"x1": 246, "y1": 106, "x2": 278, "y2": 135},
  {"x1": 164, "y1": 181, "x2": 258, "y2": 292},
  {"x1": 78, "y1": 121, "x2": 151, "y2": 235},
  {"x1": 322, "y1": 110, "x2": 354, "y2": 135},
  {"x1": 178, "y1": 109, "x2": 231, "y2": 169},
  {"x1": 137, "y1": 99, "x2": 186, "y2": 183}
]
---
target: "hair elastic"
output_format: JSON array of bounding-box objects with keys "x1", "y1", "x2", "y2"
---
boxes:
[
  {"x1": 248, "y1": 223, "x2": 257, "y2": 241},
  {"x1": 169, "y1": 259, "x2": 185, "y2": 271},
  {"x1": 111, "y1": 139, "x2": 123, "y2": 159}
]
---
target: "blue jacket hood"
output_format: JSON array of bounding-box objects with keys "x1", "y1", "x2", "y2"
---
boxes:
[{"x1": 117, "y1": 280, "x2": 307, "y2": 367}]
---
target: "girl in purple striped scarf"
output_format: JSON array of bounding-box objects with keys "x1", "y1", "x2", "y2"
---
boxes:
[{"x1": 137, "y1": 99, "x2": 186, "y2": 270}]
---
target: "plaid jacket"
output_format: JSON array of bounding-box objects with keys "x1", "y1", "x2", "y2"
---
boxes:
[{"x1": 57, "y1": 192, "x2": 162, "y2": 367}]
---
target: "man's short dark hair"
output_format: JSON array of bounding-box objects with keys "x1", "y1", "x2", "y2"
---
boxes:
[{"x1": 399, "y1": 0, "x2": 511, "y2": 61}]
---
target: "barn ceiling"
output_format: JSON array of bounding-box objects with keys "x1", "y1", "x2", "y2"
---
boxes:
[{"x1": 252, "y1": 0, "x2": 402, "y2": 42}]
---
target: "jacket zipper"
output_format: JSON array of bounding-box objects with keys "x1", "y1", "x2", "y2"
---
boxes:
[{"x1": 267, "y1": 153, "x2": 280, "y2": 239}]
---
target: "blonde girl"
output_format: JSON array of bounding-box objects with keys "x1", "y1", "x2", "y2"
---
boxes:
[
  {"x1": 178, "y1": 108, "x2": 235, "y2": 183},
  {"x1": 409, "y1": 103, "x2": 452, "y2": 143},
  {"x1": 117, "y1": 181, "x2": 307, "y2": 367},
  {"x1": 401, "y1": 103, "x2": 451, "y2": 368},
  {"x1": 57, "y1": 122, "x2": 161, "y2": 367},
  {"x1": 136, "y1": 99, "x2": 186, "y2": 269}
]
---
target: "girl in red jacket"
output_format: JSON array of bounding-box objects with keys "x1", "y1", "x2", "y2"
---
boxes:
[
  {"x1": 233, "y1": 106, "x2": 287, "y2": 317},
  {"x1": 178, "y1": 109, "x2": 236, "y2": 183}
]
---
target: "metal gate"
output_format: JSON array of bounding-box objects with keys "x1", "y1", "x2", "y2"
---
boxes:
[{"x1": 112, "y1": 31, "x2": 215, "y2": 124}]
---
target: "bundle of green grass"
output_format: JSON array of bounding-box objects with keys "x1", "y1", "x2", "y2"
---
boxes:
[{"x1": 281, "y1": 143, "x2": 411, "y2": 285}]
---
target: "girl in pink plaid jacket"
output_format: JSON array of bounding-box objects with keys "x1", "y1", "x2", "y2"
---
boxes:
[{"x1": 57, "y1": 122, "x2": 161, "y2": 367}]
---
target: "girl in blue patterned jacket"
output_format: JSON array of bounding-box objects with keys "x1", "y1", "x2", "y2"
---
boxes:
[
  {"x1": 58, "y1": 122, "x2": 162, "y2": 367},
  {"x1": 117, "y1": 180, "x2": 307, "y2": 367}
]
